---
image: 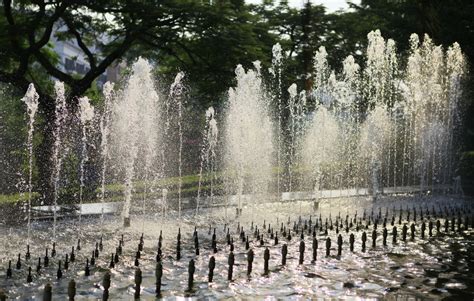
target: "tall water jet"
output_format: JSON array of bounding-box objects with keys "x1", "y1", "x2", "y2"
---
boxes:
[
  {"x1": 99, "y1": 83, "x2": 113, "y2": 223},
  {"x1": 168, "y1": 72, "x2": 185, "y2": 219},
  {"x1": 77, "y1": 97, "x2": 94, "y2": 225},
  {"x1": 271, "y1": 43, "x2": 283, "y2": 199},
  {"x1": 338, "y1": 55, "x2": 360, "y2": 193},
  {"x1": 302, "y1": 106, "x2": 340, "y2": 204},
  {"x1": 390, "y1": 102, "x2": 404, "y2": 190},
  {"x1": 287, "y1": 84, "x2": 297, "y2": 192},
  {"x1": 21, "y1": 84, "x2": 39, "y2": 242},
  {"x1": 51, "y1": 82, "x2": 68, "y2": 239},
  {"x1": 286, "y1": 84, "x2": 307, "y2": 192},
  {"x1": 113, "y1": 58, "x2": 161, "y2": 227},
  {"x1": 295, "y1": 90, "x2": 307, "y2": 189},
  {"x1": 305, "y1": 46, "x2": 339, "y2": 197},
  {"x1": 422, "y1": 121, "x2": 447, "y2": 192},
  {"x1": 208, "y1": 115, "x2": 218, "y2": 207},
  {"x1": 160, "y1": 84, "x2": 172, "y2": 200},
  {"x1": 313, "y1": 46, "x2": 330, "y2": 103},
  {"x1": 196, "y1": 107, "x2": 218, "y2": 214},
  {"x1": 359, "y1": 106, "x2": 392, "y2": 198},
  {"x1": 363, "y1": 30, "x2": 398, "y2": 109},
  {"x1": 161, "y1": 188, "x2": 168, "y2": 218},
  {"x1": 362, "y1": 30, "x2": 399, "y2": 192},
  {"x1": 225, "y1": 63, "x2": 274, "y2": 214},
  {"x1": 139, "y1": 76, "x2": 160, "y2": 228}
]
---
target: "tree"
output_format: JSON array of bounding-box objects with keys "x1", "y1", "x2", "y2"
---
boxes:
[
  {"x1": 133, "y1": 0, "x2": 278, "y2": 110},
  {"x1": 254, "y1": 1, "x2": 330, "y2": 93}
]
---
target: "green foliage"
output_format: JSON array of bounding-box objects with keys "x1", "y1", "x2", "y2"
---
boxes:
[
  {"x1": 0, "y1": 192, "x2": 40, "y2": 204},
  {"x1": 0, "y1": 84, "x2": 27, "y2": 193},
  {"x1": 131, "y1": 0, "x2": 278, "y2": 110},
  {"x1": 255, "y1": 2, "x2": 331, "y2": 93},
  {"x1": 347, "y1": 0, "x2": 474, "y2": 59},
  {"x1": 459, "y1": 151, "x2": 474, "y2": 195},
  {"x1": 459, "y1": 151, "x2": 474, "y2": 178}
]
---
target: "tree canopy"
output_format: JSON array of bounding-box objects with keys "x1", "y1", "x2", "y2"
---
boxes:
[{"x1": 2, "y1": 0, "x2": 472, "y2": 105}]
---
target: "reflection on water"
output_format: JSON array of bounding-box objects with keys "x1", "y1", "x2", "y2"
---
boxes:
[{"x1": 0, "y1": 195, "x2": 473, "y2": 300}]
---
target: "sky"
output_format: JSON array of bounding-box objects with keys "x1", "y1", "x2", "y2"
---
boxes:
[{"x1": 247, "y1": 0, "x2": 359, "y2": 12}]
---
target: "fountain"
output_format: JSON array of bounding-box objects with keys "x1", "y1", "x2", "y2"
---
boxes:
[
  {"x1": 21, "y1": 84, "x2": 39, "y2": 243},
  {"x1": 196, "y1": 107, "x2": 218, "y2": 214},
  {"x1": 168, "y1": 72, "x2": 185, "y2": 219},
  {"x1": 111, "y1": 58, "x2": 162, "y2": 227},
  {"x1": 51, "y1": 81, "x2": 68, "y2": 239},
  {"x1": 224, "y1": 63, "x2": 274, "y2": 215},
  {"x1": 99, "y1": 82, "x2": 113, "y2": 223},
  {"x1": 301, "y1": 105, "x2": 340, "y2": 204},
  {"x1": 359, "y1": 105, "x2": 391, "y2": 198},
  {"x1": 287, "y1": 83, "x2": 297, "y2": 192},
  {"x1": 77, "y1": 97, "x2": 94, "y2": 225},
  {"x1": 0, "y1": 30, "x2": 471, "y2": 299},
  {"x1": 271, "y1": 43, "x2": 283, "y2": 200},
  {"x1": 297, "y1": 30, "x2": 466, "y2": 199}
]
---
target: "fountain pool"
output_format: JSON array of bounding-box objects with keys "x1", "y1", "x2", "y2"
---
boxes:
[{"x1": 0, "y1": 30, "x2": 470, "y2": 299}]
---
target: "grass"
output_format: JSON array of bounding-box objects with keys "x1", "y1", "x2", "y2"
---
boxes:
[
  {"x1": 0, "y1": 192, "x2": 40, "y2": 204},
  {"x1": 0, "y1": 167, "x2": 292, "y2": 205},
  {"x1": 102, "y1": 173, "x2": 206, "y2": 193},
  {"x1": 0, "y1": 173, "x2": 221, "y2": 205},
  {"x1": 96, "y1": 183, "x2": 224, "y2": 204}
]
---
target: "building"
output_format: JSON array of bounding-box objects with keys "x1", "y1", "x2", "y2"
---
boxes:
[{"x1": 51, "y1": 24, "x2": 124, "y2": 87}]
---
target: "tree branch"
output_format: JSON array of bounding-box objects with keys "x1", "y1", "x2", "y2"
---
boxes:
[
  {"x1": 34, "y1": 50, "x2": 75, "y2": 85},
  {"x1": 138, "y1": 36, "x2": 189, "y2": 67},
  {"x1": 28, "y1": 1, "x2": 46, "y2": 47},
  {"x1": 73, "y1": 31, "x2": 137, "y2": 96},
  {"x1": 27, "y1": 1, "x2": 69, "y2": 53},
  {"x1": 62, "y1": 15, "x2": 97, "y2": 68},
  {"x1": 0, "y1": 70, "x2": 30, "y2": 92},
  {"x1": 3, "y1": 0, "x2": 26, "y2": 74}
]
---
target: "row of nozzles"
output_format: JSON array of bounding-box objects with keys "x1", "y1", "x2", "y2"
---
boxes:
[
  {"x1": 1, "y1": 203, "x2": 472, "y2": 299},
  {"x1": 2, "y1": 217, "x2": 471, "y2": 300}
]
